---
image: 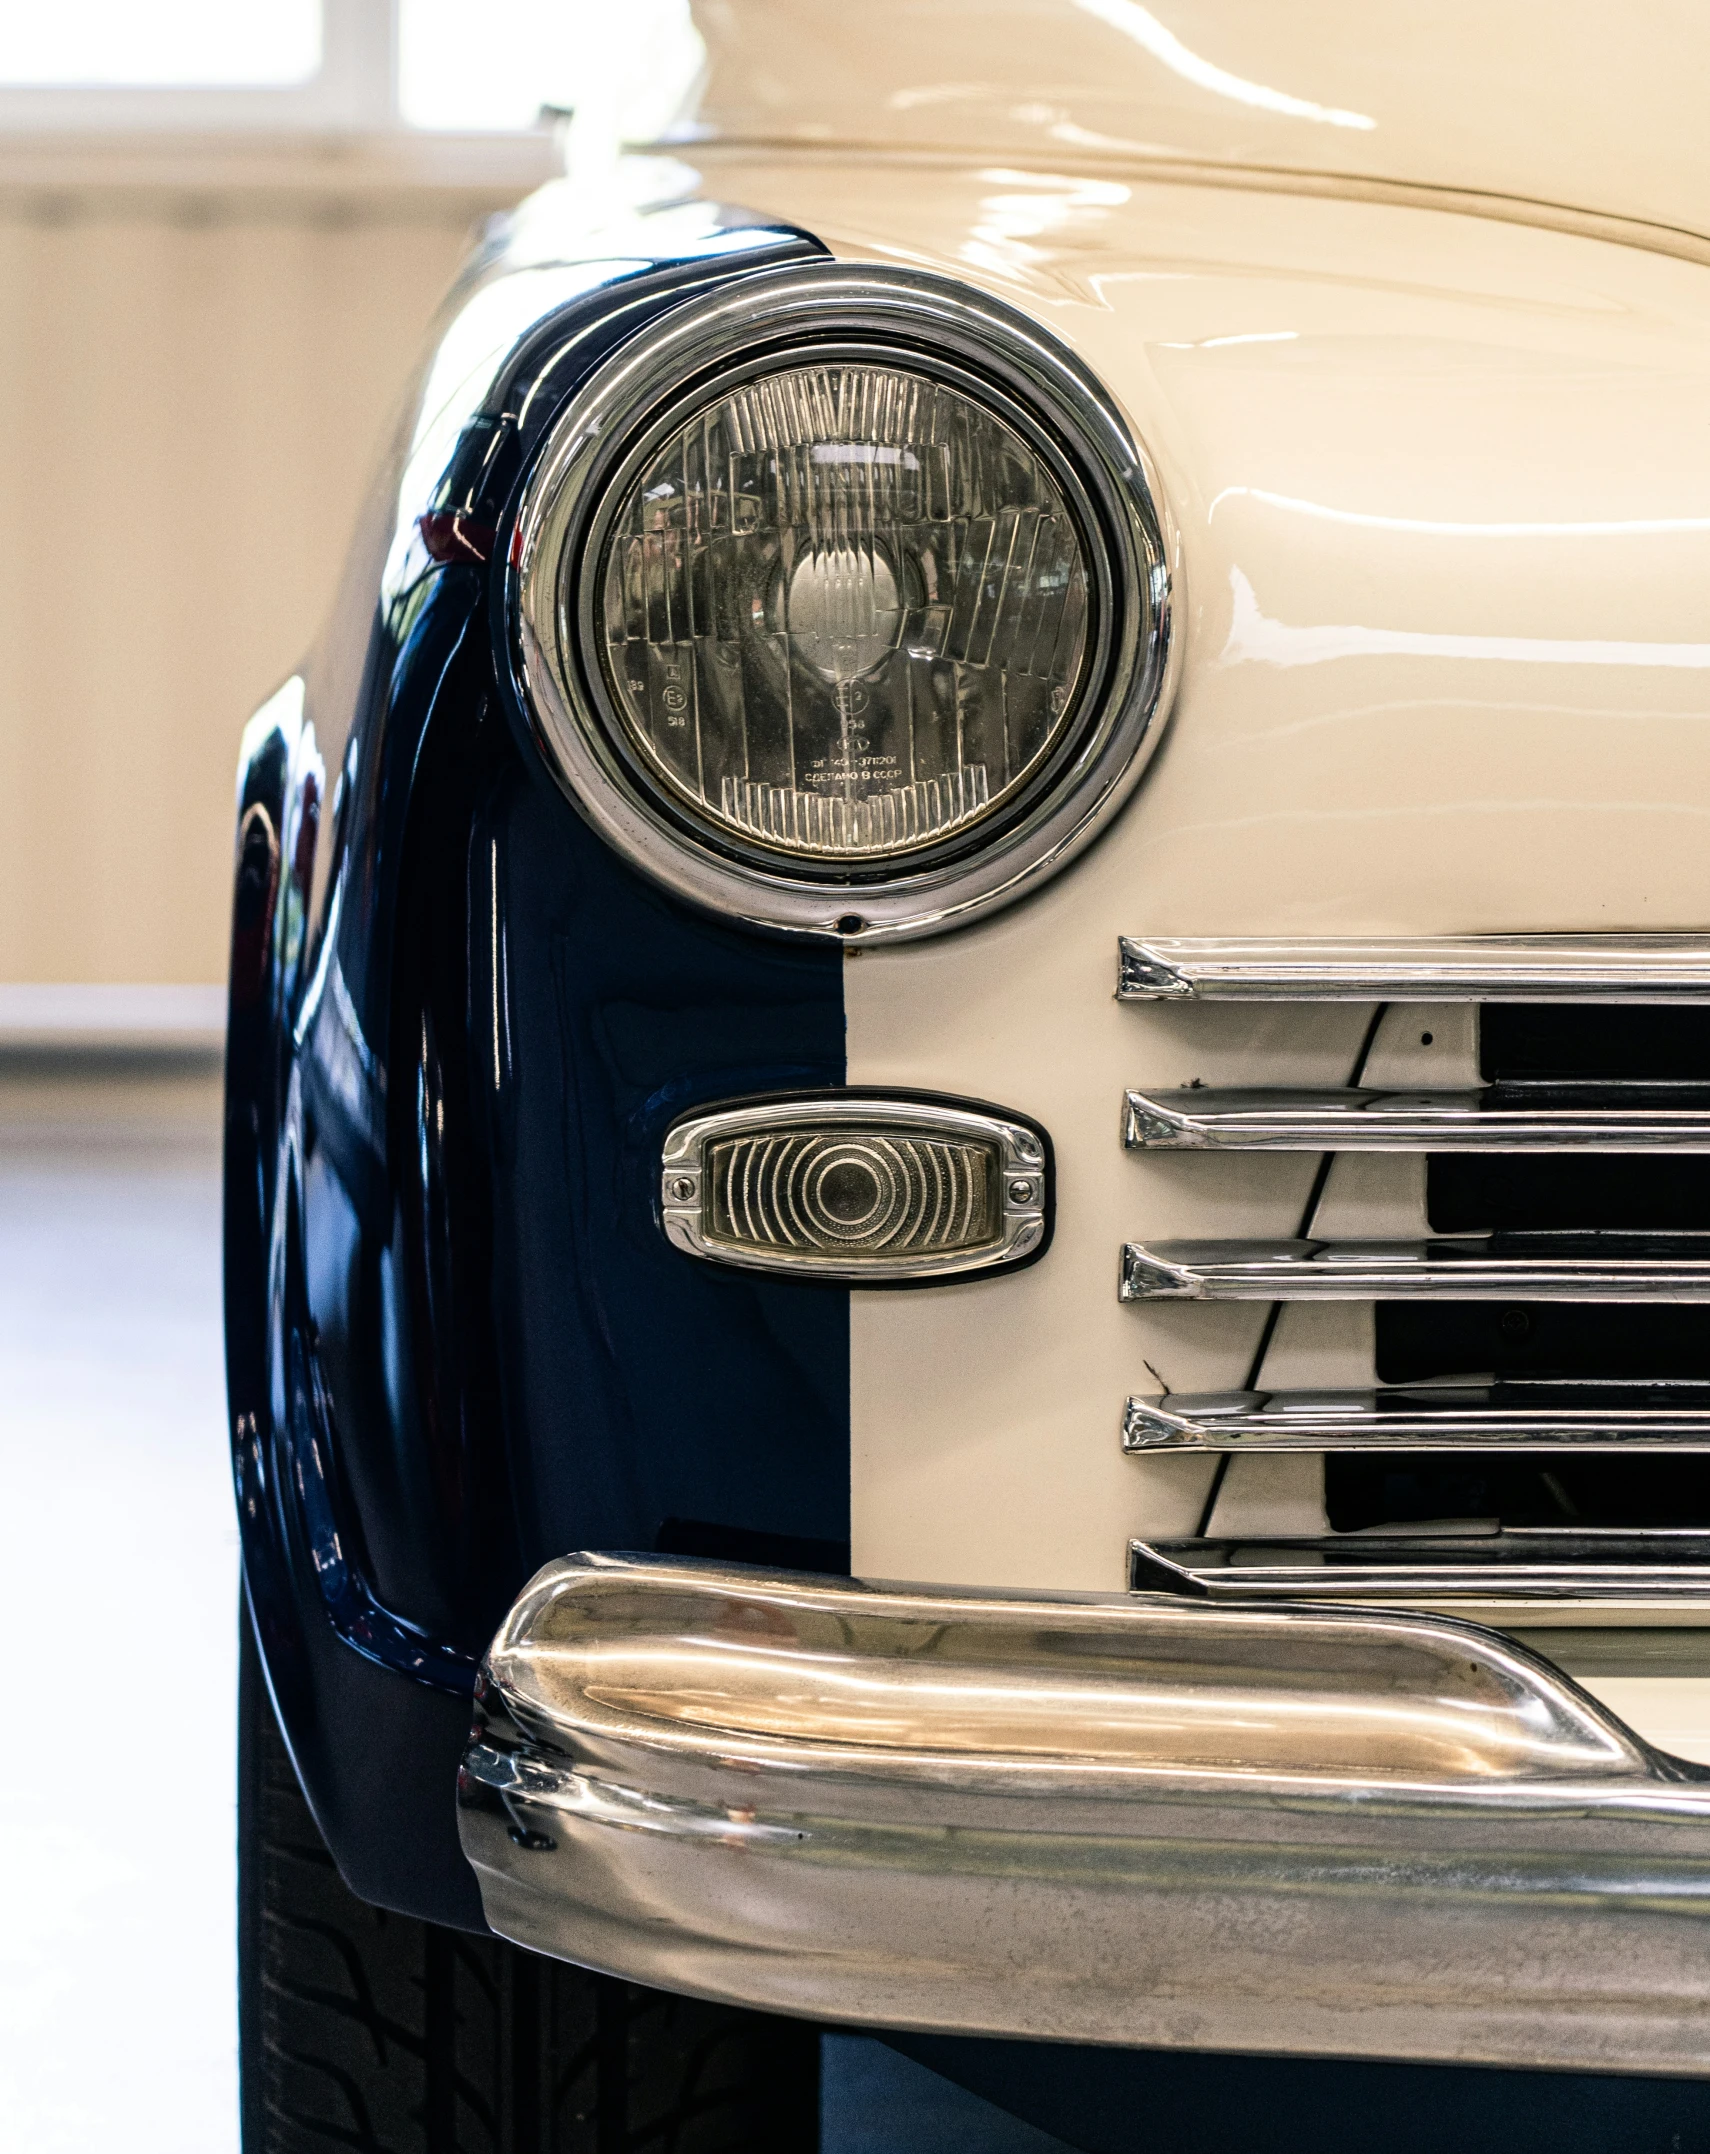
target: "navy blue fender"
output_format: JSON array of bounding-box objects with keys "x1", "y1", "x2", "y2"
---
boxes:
[{"x1": 224, "y1": 196, "x2": 850, "y2": 1926}]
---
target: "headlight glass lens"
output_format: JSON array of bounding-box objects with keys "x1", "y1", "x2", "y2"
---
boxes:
[{"x1": 594, "y1": 361, "x2": 1092, "y2": 864}]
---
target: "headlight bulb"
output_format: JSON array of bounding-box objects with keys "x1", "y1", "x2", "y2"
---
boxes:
[{"x1": 594, "y1": 361, "x2": 1092, "y2": 864}]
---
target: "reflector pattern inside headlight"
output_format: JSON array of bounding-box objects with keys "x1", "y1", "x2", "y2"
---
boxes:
[
  {"x1": 598, "y1": 362, "x2": 1091, "y2": 863},
  {"x1": 661, "y1": 1094, "x2": 1051, "y2": 1282}
]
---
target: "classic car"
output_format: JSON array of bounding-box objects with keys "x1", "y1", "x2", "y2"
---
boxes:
[{"x1": 225, "y1": 3, "x2": 1710, "y2": 2146}]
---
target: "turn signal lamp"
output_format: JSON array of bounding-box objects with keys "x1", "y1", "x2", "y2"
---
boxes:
[{"x1": 660, "y1": 1094, "x2": 1051, "y2": 1283}]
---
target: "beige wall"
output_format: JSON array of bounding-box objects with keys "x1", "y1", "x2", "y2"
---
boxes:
[{"x1": 0, "y1": 135, "x2": 546, "y2": 985}]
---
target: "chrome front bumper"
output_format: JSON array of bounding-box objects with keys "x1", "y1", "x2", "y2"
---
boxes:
[{"x1": 457, "y1": 1554, "x2": 1710, "y2": 2076}]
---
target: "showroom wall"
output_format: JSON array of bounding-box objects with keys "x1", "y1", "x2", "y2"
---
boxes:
[{"x1": 0, "y1": 131, "x2": 544, "y2": 986}]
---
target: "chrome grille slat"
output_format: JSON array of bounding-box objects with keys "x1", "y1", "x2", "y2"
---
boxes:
[
  {"x1": 1122, "y1": 1236, "x2": 1710, "y2": 1302},
  {"x1": 1125, "y1": 1387, "x2": 1710, "y2": 1453},
  {"x1": 1120, "y1": 936, "x2": 1710, "y2": 1599},
  {"x1": 1124, "y1": 1085, "x2": 1710, "y2": 1152},
  {"x1": 1119, "y1": 934, "x2": 1710, "y2": 1003},
  {"x1": 1130, "y1": 1536, "x2": 1710, "y2": 1601}
]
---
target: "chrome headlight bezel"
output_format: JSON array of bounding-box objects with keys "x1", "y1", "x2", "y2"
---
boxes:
[{"x1": 510, "y1": 263, "x2": 1178, "y2": 943}]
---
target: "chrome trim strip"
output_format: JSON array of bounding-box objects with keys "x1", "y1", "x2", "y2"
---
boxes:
[
  {"x1": 1118, "y1": 934, "x2": 1710, "y2": 1003},
  {"x1": 513, "y1": 264, "x2": 1180, "y2": 945},
  {"x1": 1131, "y1": 1535, "x2": 1710, "y2": 1603},
  {"x1": 1123, "y1": 1085, "x2": 1710, "y2": 1151},
  {"x1": 1122, "y1": 1237, "x2": 1710, "y2": 1302},
  {"x1": 459, "y1": 1553, "x2": 1710, "y2": 2075},
  {"x1": 660, "y1": 1091, "x2": 1049, "y2": 1282},
  {"x1": 1125, "y1": 1387, "x2": 1710, "y2": 1452}
]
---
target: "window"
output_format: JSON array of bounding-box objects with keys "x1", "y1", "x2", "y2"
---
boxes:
[
  {"x1": 399, "y1": 0, "x2": 579, "y2": 132},
  {"x1": 0, "y1": 0, "x2": 581, "y2": 135},
  {"x1": 0, "y1": 3, "x2": 322, "y2": 87}
]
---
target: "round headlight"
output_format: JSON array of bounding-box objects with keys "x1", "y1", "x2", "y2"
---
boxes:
[
  {"x1": 512, "y1": 266, "x2": 1176, "y2": 942},
  {"x1": 596, "y1": 359, "x2": 1092, "y2": 865}
]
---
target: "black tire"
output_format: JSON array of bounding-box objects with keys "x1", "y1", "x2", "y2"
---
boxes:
[{"x1": 239, "y1": 1610, "x2": 821, "y2": 2152}]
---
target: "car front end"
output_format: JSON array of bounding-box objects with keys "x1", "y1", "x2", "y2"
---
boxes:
[{"x1": 226, "y1": 7, "x2": 1710, "y2": 2143}]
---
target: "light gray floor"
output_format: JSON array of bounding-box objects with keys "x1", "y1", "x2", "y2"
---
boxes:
[
  {"x1": 0, "y1": 1055, "x2": 236, "y2": 2152},
  {"x1": 0, "y1": 1053, "x2": 1070, "y2": 2153}
]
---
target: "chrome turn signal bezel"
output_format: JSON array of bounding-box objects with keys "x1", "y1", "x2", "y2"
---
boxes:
[
  {"x1": 510, "y1": 262, "x2": 1178, "y2": 944},
  {"x1": 659, "y1": 1090, "x2": 1052, "y2": 1284}
]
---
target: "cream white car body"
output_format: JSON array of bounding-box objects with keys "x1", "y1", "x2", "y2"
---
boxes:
[{"x1": 533, "y1": 3, "x2": 1710, "y2": 1765}]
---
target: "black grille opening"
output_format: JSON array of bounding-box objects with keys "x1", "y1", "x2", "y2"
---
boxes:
[
  {"x1": 1429, "y1": 1151, "x2": 1710, "y2": 1233},
  {"x1": 1482, "y1": 1001, "x2": 1710, "y2": 1083},
  {"x1": 1367, "y1": 991, "x2": 1710, "y2": 1544},
  {"x1": 1375, "y1": 1300, "x2": 1710, "y2": 1384},
  {"x1": 1326, "y1": 1451, "x2": 1710, "y2": 1534},
  {"x1": 1395, "y1": 1002, "x2": 1710, "y2": 1391}
]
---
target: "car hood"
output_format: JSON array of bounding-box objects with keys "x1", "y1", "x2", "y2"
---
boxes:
[{"x1": 672, "y1": 0, "x2": 1710, "y2": 249}]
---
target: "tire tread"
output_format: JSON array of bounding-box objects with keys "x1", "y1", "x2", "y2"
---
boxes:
[{"x1": 239, "y1": 1612, "x2": 818, "y2": 2152}]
